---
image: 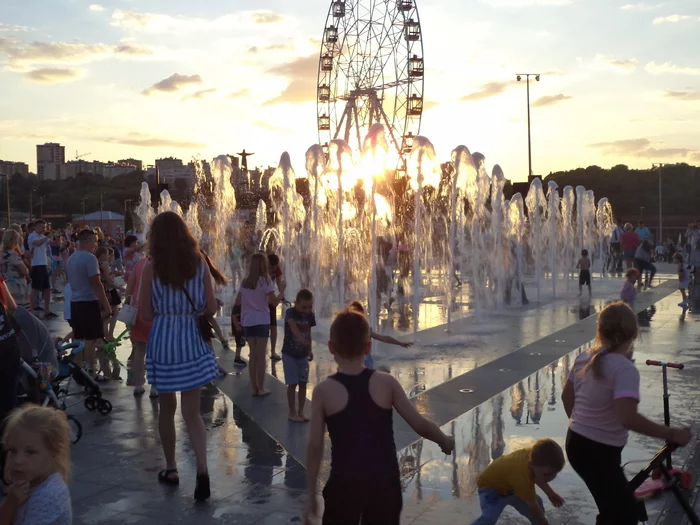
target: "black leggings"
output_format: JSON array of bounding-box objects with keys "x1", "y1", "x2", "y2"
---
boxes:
[
  {"x1": 566, "y1": 430, "x2": 639, "y2": 525},
  {"x1": 633, "y1": 259, "x2": 656, "y2": 282}
]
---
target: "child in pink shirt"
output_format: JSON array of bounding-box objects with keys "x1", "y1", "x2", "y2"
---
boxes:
[
  {"x1": 562, "y1": 302, "x2": 691, "y2": 524},
  {"x1": 620, "y1": 269, "x2": 639, "y2": 308},
  {"x1": 234, "y1": 253, "x2": 280, "y2": 397}
]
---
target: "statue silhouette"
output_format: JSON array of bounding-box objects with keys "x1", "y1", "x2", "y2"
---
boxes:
[{"x1": 237, "y1": 150, "x2": 255, "y2": 172}]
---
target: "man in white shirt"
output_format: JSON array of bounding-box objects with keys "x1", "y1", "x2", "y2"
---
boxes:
[{"x1": 28, "y1": 220, "x2": 56, "y2": 319}]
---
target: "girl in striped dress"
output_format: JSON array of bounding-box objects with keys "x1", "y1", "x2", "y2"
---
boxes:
[{"x1": 139, "y1": 211, "x2": 218, "y2": 501}]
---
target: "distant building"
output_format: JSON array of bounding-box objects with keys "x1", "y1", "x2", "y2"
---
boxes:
[
  {"x1": 159, "y1": 167, "x2": 195, "y2": 184},
  {"x1": 155, "y1": 157, "x2": 184, "y2": 171},
  {"x1": 72, "y1": 211, "x2": 125, "y2": 237},
  {"x1": 103, "y1": 165, "x2": 135, "y2": 179},
  {"x1": 0, "y1": 160, "x2": 29, "y2": 177},
  {"x1": 118, "y1": 158, "x2": 143, "y2": 171},
  {"x1": 63, "y1": 160, "x2": 104, "y2": 179},
  {"x1": 40, "y1": 163, "x2": 63, "y2": 181},
  {"x1": 37, "y1": 143, "x2": 65, "y2": 180}
]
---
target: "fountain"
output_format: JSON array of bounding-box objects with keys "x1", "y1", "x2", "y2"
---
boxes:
[{"x1": 131, "y1": 128, "x2": 616, "y2": 338}]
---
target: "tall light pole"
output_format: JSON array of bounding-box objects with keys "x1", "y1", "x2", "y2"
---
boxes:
[
  {"x1": 516, "y1": 73, "x2": 540, "y2": 179},
  {"x1": 640, "y1": 206, "x2": 645, "y2": 222},
  {"x1": 652, "y1": 163, "x2": 665, "y2": 244},
  {"x1": 2, "y1": 175, "x2": 9, "y2": 227}
]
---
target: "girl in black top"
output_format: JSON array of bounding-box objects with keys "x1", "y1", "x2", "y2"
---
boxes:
[{"x1": 305, "y1": 310, "x2": 454, "y2": 525}]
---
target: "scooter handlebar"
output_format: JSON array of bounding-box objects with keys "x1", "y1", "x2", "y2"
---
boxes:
[{"x1": 646, "y1": 360, "x2": 684, "y2": 370}]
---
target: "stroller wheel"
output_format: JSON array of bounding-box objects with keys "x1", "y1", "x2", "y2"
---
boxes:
[
  {"x1": 97, "y1": 400, "x2": 112, "y2": 415},
  {"x1": 85, "y1": 397, "x2": 97, "y2": 411},
  {"x1": 68, "y1": 416, "x2": 82, "y2": 444}
]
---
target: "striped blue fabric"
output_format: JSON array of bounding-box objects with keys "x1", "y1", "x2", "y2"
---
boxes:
[{"x1": 146, "y1": 262, "x2": 218, "y2": 393}]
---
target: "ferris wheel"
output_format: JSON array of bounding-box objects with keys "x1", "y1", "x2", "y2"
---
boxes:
[{"x1": 317, "y1": 0, "x2": 425, "y2": 165}]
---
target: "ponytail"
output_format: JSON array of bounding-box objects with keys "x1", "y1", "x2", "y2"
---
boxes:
[{"x1": 581, "y1": 301, "x2": 638, "y2": 380}]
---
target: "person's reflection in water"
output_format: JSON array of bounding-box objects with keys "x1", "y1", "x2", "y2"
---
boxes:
[
  {"x1": 510, "y1": 382, "x2": 526, "y2": 424},
  {"x1": 548, "y1": 362, "x2": 558, "y2": 410},
  {"x1": 637, "y1": 305, "x2": 656, "y2": 328},
  {"x1": 490, "y1": 395, "x2": 505, "y2": 460},
  {"x1": 560, "y1": 354, "x2": 571, "y2": 391},
  {"x1": 466, "y1": 407, "x2": 490, "y2": 495},
  {"x1": 578, "y1": 299, "x2": 593, "y2": 320},
  {"x1": 526, "y1": 372, "x2": 544, "y2": 425},
  {"x1": 232, "y1": 405, "x2": 283, "y2": 486},
  {"x1": 283, "y1": 453, "x2": 305, "y2": 490}
]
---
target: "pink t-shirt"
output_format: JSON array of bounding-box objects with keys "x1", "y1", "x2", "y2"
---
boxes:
[
  {"x1": 240, "y1": 278, "x2": 276, "y2": 327},
  {"x1": 620, "y1": 281, "x2": 637, "y2": 306},
  {"x1": 568, "y1": 349, "x2": 640, "y2": 447}
]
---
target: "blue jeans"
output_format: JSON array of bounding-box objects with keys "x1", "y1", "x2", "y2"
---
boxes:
[{"x1": 472, "y1": 488, "x2": 544, "y2": 525}]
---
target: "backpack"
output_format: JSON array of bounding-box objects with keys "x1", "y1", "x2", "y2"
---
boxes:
[{"x1": 0, "y1": 300, "x2": 20, "y2": 353}]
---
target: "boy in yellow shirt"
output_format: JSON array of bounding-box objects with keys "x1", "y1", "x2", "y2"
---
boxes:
[{"x1": 472, "y1": 438, "x2": 565, "y2": 524}]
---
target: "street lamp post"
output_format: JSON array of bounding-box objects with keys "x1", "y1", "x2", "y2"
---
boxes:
[
  {"x1": 516, "y1": 73, "x2": 540, "y2": 178},
  {"x1": 100, "y1": 193, "x2": 104, "y2": 230},
  {"x1": 652, "y1": 163, "x2": 664, "y2": 244},
  {"x1": 640, "y1": 206, "x2": 645, "y2": 222}
]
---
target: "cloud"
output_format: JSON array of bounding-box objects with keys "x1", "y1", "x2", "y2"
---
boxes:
[
  {"x1": 587, "y1": 138, "x2": 699, "y2": 160},
  {"x1": 24, "y1": 68, "x2": 82, "y2": 83},
  {"x1": 182, "y1": 88, "x2": 217, "y2": 101},
  {"x1": 461, "y1": 81, "x2": 512, "y2": 101},
  {"x1": 653, "y1": 14, "x2": 693, "y2": 24},
  {"x1": 254, "y1": 121, "x2": 294, "y2": 133},
  {"x1": 263, "y1": 54, "x2": 318, "y2": 106},
  {"x1": 104, "y1": 136, "x2": 205, "y2": 149},
  {"x1": 423, "y1": 100, "x2": 439, "y2": 111},
  {"x1": 593, "y1": 54, "x2": 638, "y2": 73},
  {"x1": 228, "y1": 88, "x2": 250, "y2": 98},
  {"x1": 89, "y1": 4, "x2": 105, "y2": 11},
  {"x1": 2, "y1": 40, "x2": 114, "y2": 70},
  {"x1": 646, "y1": 61, "x2": 700, "y2": 75},
  {"x1": 111, "y1": 9, "x2": 286, "y2": 33},
  {"x1": 142, "y1": 73, "x2": 203, "y2": 95},
  {"x1": 248, "y1": 43, "x2": 293, "y2": 54},
  {"x1": 620, "y1": 3, "x2": 662, "y2": 10},
  {"x1": 663, "y1": 90, "x2": 700, "y2": 101},
  {"x1": 531, "y1": 94, "x2": 572, "y2": 107},
  {"x1": 114, "y1": 42, "x2": 153, "y2": 56},
  {"x1": 252, "y1": 11, "x2": 285, "y2": 24},
  {"x1": 0, "y1": 23, "x2": 29, "y2": 32}
]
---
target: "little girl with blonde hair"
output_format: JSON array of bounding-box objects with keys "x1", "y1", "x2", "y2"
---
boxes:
[{"x1": 0, "y1": 405, "x2": 72, "y2": 525}]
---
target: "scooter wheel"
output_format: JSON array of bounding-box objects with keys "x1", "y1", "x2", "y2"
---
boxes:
[
  {"x1": 97, "y1": 400, "x2": 112, "y2": 415},
  {"x1": 84, "y1": 397, "x2": 97, "y2": 411},
  {"x1": 681, "y1": 471, "x2": 693, "y2": 489}
]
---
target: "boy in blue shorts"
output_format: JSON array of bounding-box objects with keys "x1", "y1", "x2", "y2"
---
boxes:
[{"x1": 282, "y1": 289, "x2": 316, "y2": 422}]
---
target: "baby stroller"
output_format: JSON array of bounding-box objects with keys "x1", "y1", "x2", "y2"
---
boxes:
[
  {"x1": 53, "y1": 341, "x2": 113, "y2": 416},
  {"x1": 18, "y1": 342, "x2": 86, "y2": 444}
]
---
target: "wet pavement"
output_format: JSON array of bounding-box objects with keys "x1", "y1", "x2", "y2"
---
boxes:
[{"x1": 37, "y1": 267, "x2": 700, "y2": 524}]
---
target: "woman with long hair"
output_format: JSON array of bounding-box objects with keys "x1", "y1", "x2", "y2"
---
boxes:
[
  {"x1": 139, "y1": 212, "x2": 218, "y2": 500},
  {"x1": 235, "y1": 253, "x2": 279, "y2": 396},
  {"x1": 0, "y1": 230, "x2": 30, "y2": 309}
]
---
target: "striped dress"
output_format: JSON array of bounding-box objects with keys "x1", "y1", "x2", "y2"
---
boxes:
[{"x1": 146, "y1": 262, "x2": 218, "y2": 393}]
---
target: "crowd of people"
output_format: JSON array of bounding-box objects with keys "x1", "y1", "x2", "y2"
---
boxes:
[{"x1": 0, "y1": 210, "x2": 697, "y2": 525}]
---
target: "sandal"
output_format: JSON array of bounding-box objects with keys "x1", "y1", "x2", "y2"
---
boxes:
[
  {"x1": 158, "y1": 469, "x2": 180, "y2": 486},
  {"x1": 194, "y1": 473, "x2": 210, "y2": 501}
]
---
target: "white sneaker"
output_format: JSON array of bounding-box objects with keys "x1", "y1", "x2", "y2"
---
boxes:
[{"x1": 149, "y1": 386, "x2": 159, "y2": 398}]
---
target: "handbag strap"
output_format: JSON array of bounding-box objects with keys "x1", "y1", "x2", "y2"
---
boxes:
[{"x1": 181, "y1": 286, "x2": 198, "y2": 315}]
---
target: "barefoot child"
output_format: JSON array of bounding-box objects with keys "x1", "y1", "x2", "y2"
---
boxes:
[
  {"x1": 305, "y1": 309, "x2": 454, "y2": 525},
  {"x1": 620, "y1": 269, "x2": 639, "y2": 308},
  {"x1": 562, "y1": 302, "x2": 692, "y2": 524},
  {"x1": 472, "y1": 438, "x2": 565, "y2": 524},
  {"x1": 282, "y1": 289, "x2": 316, "y2": 422},
  {"x1": 674, "y1": 253, "x2": 690, "y2": 308},
  {"x1": 231, "y1": 304, "x2": 247, "y2": 367},
  {"x1": 0, "y1": 405, "x2": 72, "y2": 525},
  {"x1": 349, "y1": 301, "x2": 411, "y2": 369},
  {"x1": 235, "y1": 253, "x2": 280, "y2": 396},
  {"x1": 576, "y1": 249, "x2": 591, "y2": 297}
]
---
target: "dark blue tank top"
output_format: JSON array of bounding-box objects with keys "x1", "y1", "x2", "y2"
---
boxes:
[{"x1": 326, "y1": 369, "x2": 399, "y2": 481}]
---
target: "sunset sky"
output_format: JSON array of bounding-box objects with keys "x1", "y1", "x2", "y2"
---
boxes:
[{"x1": 1, "y1": 0, "x2": 699, "y2": 181}]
